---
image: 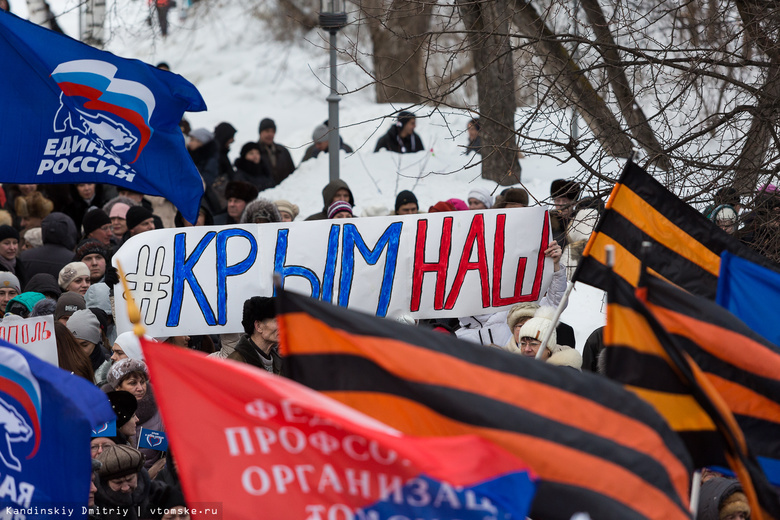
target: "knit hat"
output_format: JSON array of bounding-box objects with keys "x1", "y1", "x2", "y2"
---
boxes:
[
  {"x1": 67, "y1": 309, "x2": 101, "y2": 345},
  {"x1": 189, "y1": 127, "x2": 214, "y2": 144},
  {"x1": 108, "y1": 202, "x2": 131, "y2": 220},
  {"x1": 82, "y1": 209, "x2": 111, "y2": 237},
  {"x1": 0, "y1": 272, "x2": 21, "y2": 294},
  {"x1": 467, "y1": 188, "x2": 493, "y2": 209},
  {"x1": 22, "y1": 228, "x2": 42, "y2": 249},
  {"x1": 518, "y1": 306, "x2": 557, "y2": 350},
  {"x1": 312, "y1": 124, "x2": 329, "y2": 144},
  {"x1": 712, "y1": 204, "x2": 737, "y2": 225},
  {"x1": 96, "y1": 444, "x2": 145, "y2": 482},
  {"x1": 113, "y1": 331, "x2": 147, "y2": 361},
  {"x1": 214, "y1": 122, "x2": 237, "y2": 146},
  {"x1": 25, "y1": 273, "x2": 61, "y2": 298},
  {"x1": 327, "y1": 201, "x2": 353, "y2": 219},
  {"x1": 241, "y1": 199, "x2": 281, "y2": 224},
  {"x1": 107, "y1": 358, "x2": 149, "y2": 389},
  {"x1": 428, "y1": 201, "x2": 456, "y2": 213},
  {"x1": 551, "y1": 179, "x2": 581, "y2": 201},
  {"x1": 5, "y1": 293, "x2": 45, "y2": 318},
  {"x1": 396, "y1": 111, "x2": 415, "y2": 129},
  {"x1": 242, "y1": 296, "x2": 275, "y2": 335},
  {"x1": 447, "y1": 198, "x2": 468, "y2": 211},
  {"x1": 225, "y1": 181, "x2": 259, "y2": 204},
  {"x1": 506, "y1": 302, "x2": 540, "y2": 330},
  {"x1": 274, "y1": 200, "x2": 299, "y2": 220},
  {"x1": 85, "y1": 283, "x2": 112, "y2": 315},
  {"x1": 54, "y1": 292, "x2": 86, "y2": 321},
  {"x1": 240, "y1": 142, "x2": 261, "y2": 158},
  {"x1": 58, "y1": 262, "x2": 90, "y2": 290},
  {"x1": 74, "y1": 239, "x2": 109, "y2": 263},
  {"x1": 107, "y1": 390, "x2": 137, "y2": 428},
  {"x1": 499, "y1": 188, "x2": 529, "y2": 207},
  {"x1": 395, "y1": 190, "x2": 418, "y2": 213},
  {"x1": 0, "y1": 225, "x2": 19, "y2": 243},
  {"x1": 125, "y1": 206, "x2": 154, "y2": 232},
  {"x1": 259, "y1": 118, "x2": 276, "y2": 133}
]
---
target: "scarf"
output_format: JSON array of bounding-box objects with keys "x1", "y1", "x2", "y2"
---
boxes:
[{"x1": 0, "y1": 255, "x2": 16, "y2": 275}]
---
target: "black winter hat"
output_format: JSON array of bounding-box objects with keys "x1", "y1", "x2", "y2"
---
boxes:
[
  {"x1": 242, "y1": 296, "x2": 276, "y2": 335},
  {"x1": 214, "y1": 122, "x2": 237, "y2": 147},
  {"x1": 24, "y1": 273, "x2": 61, "y2": 299},
  {"x1": 82, "y1": 209, "x2": 111, "y2": 237},
  {"x1": 125, "y1": 206, "x2": 155, "y2": 231},
  {"x1": 240, "y1": 142, "x2": 261, "y2": 158},
  {"x1": 107, "y1": 391, "x2": 138, "y2": 428},
  {"x1": 394, "y1": 190, "x2": 418, "y2": 213},
  {"x1": 259, "y1": 118, "x2": 276, "y2": 133},
  {"x1": 396, "y1": 111, "x2": 415, "y2": 129},
  {"x1": 225, "y1": 181, "x2": 259, "y2": 203},
  {"x1": 0, "y1": 225, "x2": 19, "y2": 243},
  {"x1": 551, "y1": 179, "x2": 581, "y2": 201},
  {"x1": 74, "y1": 238, "x2": 109, "y2": 262}
]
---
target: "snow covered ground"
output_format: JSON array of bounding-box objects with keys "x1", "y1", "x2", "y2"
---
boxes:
[{"x1": 15, "y1": 0, "x2": 608, "y2": 349}]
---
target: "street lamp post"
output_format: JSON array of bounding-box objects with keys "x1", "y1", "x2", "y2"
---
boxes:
[{"x1": 319, "y1": 0, "x2": 347, "y2": 183}]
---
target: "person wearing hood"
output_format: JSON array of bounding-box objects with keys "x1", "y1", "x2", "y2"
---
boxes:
[
  {"x1": 4, "y1": 291, "x2": 45, "y2": 318},
  {"x1": 240, "y1": 198, "x2": 282, "y2": 224},
  {"x1": 233, "y1": 142, "x2": 275, "y2": 193},
  {"x1": 697, "y1": 477, "x2": 750, "y2": 520},
  {"x1": 305, "y1": 179, "x2": 355, "y2": 221},
  {"x1": 257, "y1": 118, "x2": 296, "y2": 186},
  {"x1": 507, "y1": 306, "x2": 582, "y2": 370},
  {"x1": 213, "y1": 122, "x2": 237, "y2": 180},
  {"x1": 374, "y1": 111, "x2": 424, "y2": 154},
  {"x1": 19, "y1": 212, "x2": 78, "y2": 280}
]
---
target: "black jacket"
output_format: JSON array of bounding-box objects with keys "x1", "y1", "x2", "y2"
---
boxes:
[
  {"x1": 301, "y1": 140, "x2": 354, "y2": 163},
  {"x1": 227, "y1": 334, "x2": 283, "y2": 374},
  {"x1": 233, "y1": 157, "x2": 276, "y2": 192},
  {"x1": 258, "y1": 142, "x2": 296, "y2": 186},
  {"x1": 19, "y1": 212, "x2": 78, "y2": 280},
  {"x1": 374, "y1": 125, "x2": 424, "y2": 154}
]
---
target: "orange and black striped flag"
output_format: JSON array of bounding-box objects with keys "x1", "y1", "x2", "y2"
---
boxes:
[
  {"x1": 604, "y1": 275, "x2": 780, "y2": 519},
  {"x1": 277, "y1": 289, "x2": 694, "y2": 520},
  {"x1": 573, "y1": 160, "x2": 773, "y2": 299}
]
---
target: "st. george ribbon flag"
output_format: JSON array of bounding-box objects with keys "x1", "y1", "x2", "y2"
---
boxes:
[
  {"x1": 0, "y1": 338, "x2": 115, "y2": 518},
  {"x1": 141, "y1": 339, "x2": 538, "y2": 520},
  {"x1": 0, "y1": 11, "x2": 206, "y2": 222}
]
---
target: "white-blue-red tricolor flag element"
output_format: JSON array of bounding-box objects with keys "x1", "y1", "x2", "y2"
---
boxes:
[
  {"x1": 0, "y1": 11, "x2": 206, "y2": 222},
  {"x1": 0, "y1": 338, "x2": 114, "y2": 518},
  {"x1": 142, "y1": 339, "x2": 537, "y2": 520}
]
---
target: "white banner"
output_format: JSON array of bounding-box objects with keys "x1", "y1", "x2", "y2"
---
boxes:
[
  {"x1": 0, "y1": 314, "x2": 58, "y2": 366},
  {"x1": 113, "y1": 208, "x2": 553, "y2": 337}
]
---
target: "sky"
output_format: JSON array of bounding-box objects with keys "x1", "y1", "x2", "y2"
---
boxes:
[{"x1": 13, "y1": 0, "x2": 607, "y2": 349}]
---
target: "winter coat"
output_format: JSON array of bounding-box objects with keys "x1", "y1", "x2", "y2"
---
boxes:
[
  {"x1": 63, "y1": 184, "x2": 105, "y2": 235},
  {"x1": 214, "y1": 122, "x2": 237, "y2": 181},
  {"x1": 19, "y1": 212, "x2": 78, "y2": 280},
  {"x1": 374, "y1": 125, "x2": 424, "y2": 154},
  {"x1": 301, "y1": 140, "x2": 354, "y2": 163},
  {"x1": 227, "y1": 334, "x2": 283, "y2": 374},
  {"x1": 456, "y1": 267, "x2": 568, "y2": 346},
  {"x1": 697, "y1": 477, "x2": 745, "y2": 520},
  {"x1": 93, "y1": 468, "x2": 169, "y2": 520},
  {"x1": 305, "y1": 179, "x2": 355, "y2": 221},
  {"x1": 233, "y1": 157, "x2": 276, "y2": 192},
  {"x1": 259, "y1": 142, "x2": 296, "y2": 186},
  {"x1": 135, "y1": 388, "x2": 165, "y2": 469},
  {"x1": 190, "y1": 140, "x2": 220, "y2": 187}
]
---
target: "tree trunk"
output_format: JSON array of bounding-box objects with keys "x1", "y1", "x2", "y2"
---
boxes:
[
  {"x1": 457, "y1": 0, "x2": 519, "y2": 184},
  {"x1": 580, "y1": 0, "x2": 671, "y2": 171},
  {"x1": 361, "y1": 0, "x2": 434, "y2": 103},
  {"x1": 80, "y1": 0, "x2": 107, "y2": 47},
  {"x1": 510, "y1": 0, "x2": 634, "y2": 159},
  {"x1": 26, "y1": 0, "x2": 64, "y2": 33}
]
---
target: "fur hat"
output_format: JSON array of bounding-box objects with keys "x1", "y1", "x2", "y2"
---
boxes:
[
  {"x1": 108, "y1": 202, "x2": 131, "y2": 220},
  {"x1": 67, "y1": 309, "x2": 101, "y2": 345},
  {"x1": 82, "y1": 209, "x2": 111, "y2": 237},
  {"x1": 506, "y1": 302, "x2": 540, "y2": 330},
  {"x1": 551, "y1": 179, "x2": 581, "y2": 201},
  {"x1": 447, "y1": 198, "x2": 468, "y2": 211},
  {"x1": 107, "y1": 358, "x2": 148, "y2": 389},
  {"x1": 312, "y1": 124, "x2": 329, "y2": 144},
  {"x1": 58, "y1": 262, "x2": 90, "y2": 290},
  {"x1": 467, "y1": 188, "x2": 493, "y2": 209},
  {"x1": 274, "y1": 200, "x2": 299, "y2": 220},
  {"x1": 396, "y1": 111, "x2": 415, "y2": 129},
  {"x1": 242, "y1": 297, "x2": 275, "y2": 335},
  {"x1": 189, "y1": 127, "x2": 214, "y2": 144},
  {"x1": 395, "y1": 190, "x2": 418, "y2": 213},
  {"x1": 518, "y1": 306, "x2": 558, "y2": 350},
  {"x1": 30, "y1": 297, "x2": 57, "y2": 318},
  {"x1": 0, "y1": 272, "x2": 21, "y2": 294},
  {"x1": 240, "y1": 142, "x2": 261, "y2": 158},
  {"x1": 327, "y1": 201, "x2": 353, "y2": 219},
  {"x1": 428, "y1": 201, "x2": 456, "y2": 213},
  {"x1": 719, "y1": 490, "x2": 750, "y2": 519},
  {"x1": 96, "y1": 444, "x2": 145, "y2": 482},
  {"x1": 14, "y1": 192, "x2": 54, "y2": 220},
  {"x1": 74, "y1": 239, "x2": 109, "y2": 263},
  {"x1": 22, "y1": 228, "x2": 42, "y2": 249},
  {"x1": 107, "y1": 390, "x2": 138, "y2": 428},
  {"x1": 55, "y1": 292, "x2": 86, "y2": 321},
  {"x1": 497, "y1": 188, "x2": 529, "y2": 207},
  {"x1": 225, "y1": 181, "x2": 259, "y2": 204},
  {"x1": 125, "y1": 206, "x2": 154, "y2": 232},
  {"x1": 259, "y1": 118, "x2": 276, "y2": 133},
  {"x1": 0, "y1": 225, "x2": 19, "y2": 243},
  {"x1": 241, "y1": 199, "x2": 281, "y2": 224}
]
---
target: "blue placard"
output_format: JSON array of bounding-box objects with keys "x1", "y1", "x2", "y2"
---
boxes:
[
  {"x1": 137, "y1": 427, "x2": 168, "y2": 451},
  {"x1": 91, "y1": 420, "x2": 116, "y2": 437}
]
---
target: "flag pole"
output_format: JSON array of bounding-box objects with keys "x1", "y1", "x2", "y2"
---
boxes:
[
  {"x1": 536, "y1": 280, "x2": 573, "y2": 359},
  {"x1": 690, "y1": 470, "x2": 702, "y2": 518},
  {"x1": 116, "y1": 260, "x2": 146, "y2": 338}
]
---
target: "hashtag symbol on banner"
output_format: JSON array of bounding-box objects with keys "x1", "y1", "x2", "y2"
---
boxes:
[{"x1": 125, "y1": 246, "x2": 171, "y2": 325}]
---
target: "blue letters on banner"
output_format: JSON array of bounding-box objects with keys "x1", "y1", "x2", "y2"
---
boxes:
[
  {"x1": 0, "y1": 11, "x2": 206, "y2": 222},
  {"x1": 138, "y1": 427, "x2": 169, "y2": 451}
]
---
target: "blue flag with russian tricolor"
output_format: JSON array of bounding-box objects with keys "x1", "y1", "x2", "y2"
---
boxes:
[
  {"x1": 0, "y1": 338, "x2": 114, "y2": 517},
  {"x1": 0, "y1": 11, "x2": 206, "y2": 222}
]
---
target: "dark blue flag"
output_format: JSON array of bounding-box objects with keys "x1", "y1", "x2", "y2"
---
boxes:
[
  {"x1": 90, "y1": 420, "x2": 116, "y2": 438},
  {"x1": 717, "y1": 250, "x2": 780, "y2": 347},
  {"x1": 0, "y1": 11, "x2": 206, "y2": 222},
  {"x1": 0, "y1": 338, "x2": 114, "y2": 518},
  {"x1": 137, "y1": 427, "x2": 167, "y2": 451}
]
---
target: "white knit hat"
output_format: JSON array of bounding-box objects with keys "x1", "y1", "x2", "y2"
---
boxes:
[
  {"x1": 467, "y1": 187, "x2": 493, "y2": 209},
  {"x1": 517, "y1": 306, "x2": 557, "y2": 349}
]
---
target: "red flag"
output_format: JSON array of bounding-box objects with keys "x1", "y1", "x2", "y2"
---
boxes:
[{"x1": 140, "y1": 339, "x2": 537, "y2": 520}]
